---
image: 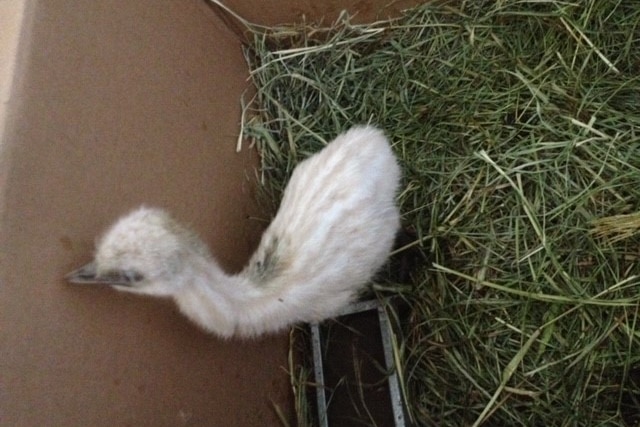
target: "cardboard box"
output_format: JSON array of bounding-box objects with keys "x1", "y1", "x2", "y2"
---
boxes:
[{"x1": 0, "y1": 1, "x2": 409, "y2": 425}]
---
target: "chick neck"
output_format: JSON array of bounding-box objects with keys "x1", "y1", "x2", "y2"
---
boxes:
[{"x1": 170, "y1": 251, "x2": 289, "y2": 338}]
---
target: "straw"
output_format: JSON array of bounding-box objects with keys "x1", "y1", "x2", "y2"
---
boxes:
[{"x1": 231, "y1": 1, "x2": 640, "y2": 424}]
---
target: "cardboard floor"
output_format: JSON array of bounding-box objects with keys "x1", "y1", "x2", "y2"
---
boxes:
[{"x1": 0, "y1": 1, "x2": 410, "y2": 425}]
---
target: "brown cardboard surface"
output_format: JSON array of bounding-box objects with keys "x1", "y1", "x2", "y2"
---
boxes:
[{"x1": 0, "y1": 1, "x2": 292, "y2": 425}]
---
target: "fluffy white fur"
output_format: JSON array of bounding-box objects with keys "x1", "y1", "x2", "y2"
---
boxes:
[{"x1": 68, "y1": 126, "x2": 401, "y2": 338}]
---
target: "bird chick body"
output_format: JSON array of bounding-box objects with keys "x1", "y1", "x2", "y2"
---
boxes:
[{"x1": 68, "y1": 126, "x2": 400, "y2": 338}]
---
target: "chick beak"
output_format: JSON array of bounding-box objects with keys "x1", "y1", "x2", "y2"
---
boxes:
[{"x1": 65, "y1": 262, "x2": 134, "y2": 287}]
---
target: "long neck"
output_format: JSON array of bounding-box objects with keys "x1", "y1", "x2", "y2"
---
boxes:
[
  {"x1": 170, "y1": 254, "x2": 246, "y2": 338},
  {"x1": 172, "y1": 254, "x2": 305, "y2": 338}
]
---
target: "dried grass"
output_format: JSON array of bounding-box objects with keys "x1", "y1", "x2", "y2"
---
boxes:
[{"x1": 211, "y1": 0, "x2": 640, "y2": 424}]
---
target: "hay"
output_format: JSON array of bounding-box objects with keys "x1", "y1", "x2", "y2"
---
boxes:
[{"x1": 217, "y1": 0, "x2": 640, "y2": 424}]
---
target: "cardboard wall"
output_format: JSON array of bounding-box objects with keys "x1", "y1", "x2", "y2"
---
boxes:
[
  {"x1": 0, "y1": 0, "x2": 408, "y2": 425},
  {"x1": 0, "y1": 0, "x2": 27, "y2": 148},
  {"x1": 0, "y1": 1, "x2": 291, "y2": 425}
]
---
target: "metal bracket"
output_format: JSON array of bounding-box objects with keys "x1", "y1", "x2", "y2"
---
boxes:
[{"x1": 310, "y1": 299, "x2": 407, "y2": 427}]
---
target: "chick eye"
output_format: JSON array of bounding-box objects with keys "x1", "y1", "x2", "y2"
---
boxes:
[{"x1": 124, "y1": 270, "x2": 144, "y2": 283}]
